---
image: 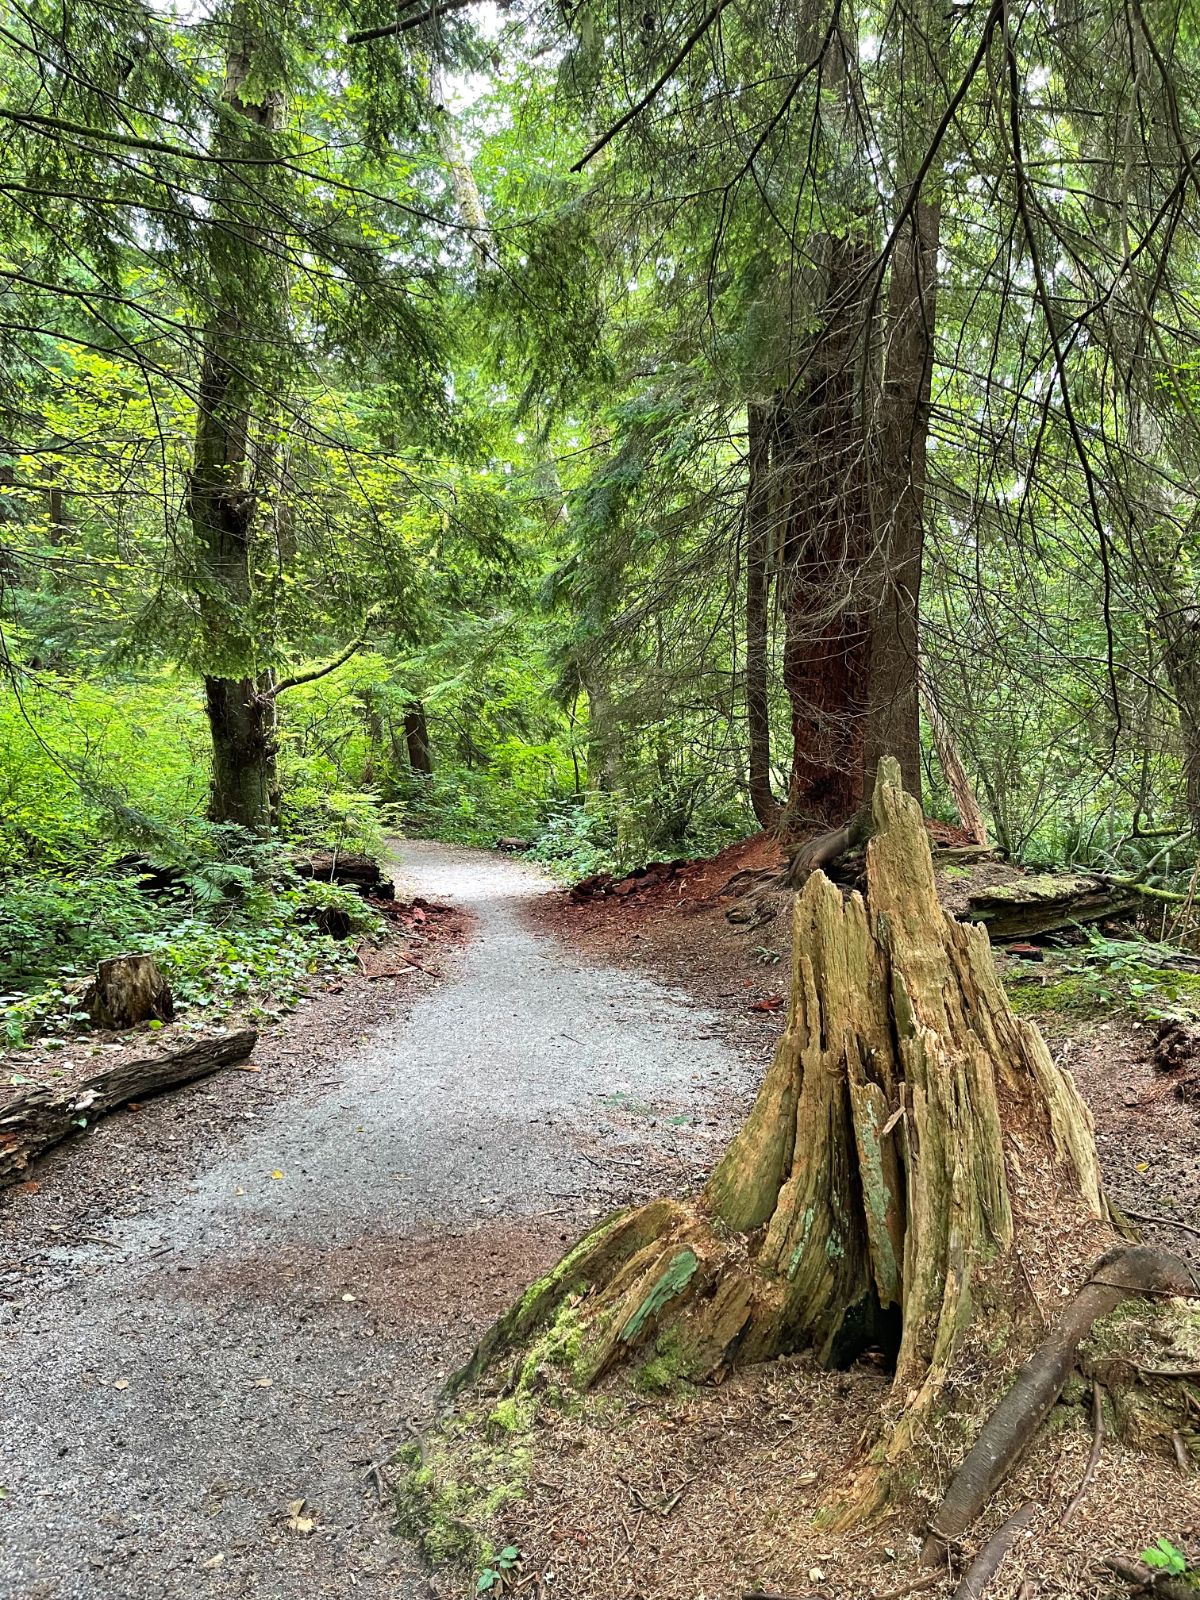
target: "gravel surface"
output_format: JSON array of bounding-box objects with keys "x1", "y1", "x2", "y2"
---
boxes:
[{"x1": 0, "y1": 842, "x2": 758, "y2": 1600}]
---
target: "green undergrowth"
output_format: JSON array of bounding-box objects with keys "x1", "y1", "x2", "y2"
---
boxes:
[
  {"x1": 0, "y1": 843, "x2": 384, "y2": 1045},
  {"x1": 1002, "y1": 932, "x2": 1200, "y2": 1027},
  {"x1": 0, "y1": 669, "x2": 392, "y2": 1045}
]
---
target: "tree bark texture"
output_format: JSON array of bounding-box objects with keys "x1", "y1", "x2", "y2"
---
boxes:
[
  {"x1": 84, "y1": 954, "x2": 174, "y2": 1030},
  {"x1": 778, "y1": 234, "x2": 874, "y2": 829},
  {"x1": 862, "y1": 0, "x2": 943, "y2": 805},
  {"x1": 190, "y1": 6, "x2": 283, "y2": 831},
  {"x1": 745, "y1": 401, "x2": 779, "y2": 828}
]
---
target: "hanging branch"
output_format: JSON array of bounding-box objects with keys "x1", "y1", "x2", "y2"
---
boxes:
[
  {"x1": 270, "y1": 612, "x2": 377, "y2": 699},
  {"x1": 570, "y1": 0, "x2": 738, "y2": 172}
]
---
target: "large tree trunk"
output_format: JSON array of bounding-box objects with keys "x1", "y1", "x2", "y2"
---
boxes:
[
  {"x1": 863, "y1": 81, "x2": 940, "y2": 803},
  {"x1": 745, "y1": 401, "x2": 779, "y2": 828},
  {"x1": 778, "y1": 234, "x2": 874, "y2": 830},
  {"x1": 190, "y1": 7, "x2": 283, "y2": 832},
  {"x1": 458, "y1": 758, "x2": 1120, "y2": 1519}
]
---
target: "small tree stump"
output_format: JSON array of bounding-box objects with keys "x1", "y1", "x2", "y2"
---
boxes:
[{"x1": 84, "y1": 955, "x2": 174, "y2": 1030}]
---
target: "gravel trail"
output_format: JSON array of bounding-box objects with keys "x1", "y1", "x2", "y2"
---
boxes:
[{"x1": 0, "y1": 842, "x2": 754, "y2": 1599}]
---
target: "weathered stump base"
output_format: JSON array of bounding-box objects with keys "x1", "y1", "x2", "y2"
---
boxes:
[{"x1": 453, "y1": 759, "x2": 1194, "y2": 1532}]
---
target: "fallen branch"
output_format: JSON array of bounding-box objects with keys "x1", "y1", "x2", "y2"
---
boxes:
[
  {"x1": 1060, "y1": 1381, "x2": 1104, "y2": 1524},
  {"x1": 952, "y1": 1500, "x2": 1035, "y2": 1599},
  {"x1": 0, "y1": 1028, "x2": 258, "y2": 1188},
  {"x1": 922, "y1": 1246, "x2": 1195, "y2": 1563},
  {"x1": 1121, "y1": 1207, "x2": 1200, "y2": 1244}
]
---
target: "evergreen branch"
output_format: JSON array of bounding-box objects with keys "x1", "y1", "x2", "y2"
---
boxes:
[
  {"x1": 347, "y1": 0, "x2": 479, "y2": 46},
  {"x1": 0, "y1": 106, "x2": 285, "y2": 166},
  {"x1": 271, "y1": 615, "x2": 377, "y2": 698},
  {"x1": 571, "y1": 0, "x2": 738, "y2": 172}
]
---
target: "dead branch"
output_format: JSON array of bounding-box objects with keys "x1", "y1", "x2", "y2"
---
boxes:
[
  {"x1": 1060, "y1": 1381, "x2": 1105, "y2": 1523},
  {"x1": 1106, "y1": 1554, "x2": 1200, "y2": 1599}
]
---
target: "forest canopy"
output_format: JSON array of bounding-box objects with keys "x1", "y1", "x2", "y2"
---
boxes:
[{"x1": 4, "y1": 0, "x2": 1200, "y2": 1035}]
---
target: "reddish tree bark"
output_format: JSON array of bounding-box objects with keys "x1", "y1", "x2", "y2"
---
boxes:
[{"x1": 777, "y1": 236, "x2": 873, "y2": 830}]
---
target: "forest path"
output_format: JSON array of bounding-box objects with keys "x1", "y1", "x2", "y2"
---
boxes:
[{"x1": 0, "y1": 841, "x2": 753, "y2": 1600}]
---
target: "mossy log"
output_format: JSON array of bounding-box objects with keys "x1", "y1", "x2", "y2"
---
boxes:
[
  {"x1": 454, "y1": 759, "x2": 1126, "y2": 1515},
  {"x1": 965, "y1": 873, "x2": 1141, "y2": 939}
]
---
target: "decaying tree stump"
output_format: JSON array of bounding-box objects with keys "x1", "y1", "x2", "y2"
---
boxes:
[
  {"x1": 0, "y1": 1027, "x2": 258, "y2": 1187},
  {"x1": 455, "y1": 758, "x2": 1141, "y2": 1520},
  {"x1": 84, "y1": 955, "x2": 174, "y2": 1030}
]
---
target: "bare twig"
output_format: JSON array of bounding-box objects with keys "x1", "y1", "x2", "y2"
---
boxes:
[
  {"x1": 1060, "y1": 1381, "x2": 1104, "y2": 1524},
  {"x1": 1122, "y1": 1207, "x2": 1200, "y2": 1244}
]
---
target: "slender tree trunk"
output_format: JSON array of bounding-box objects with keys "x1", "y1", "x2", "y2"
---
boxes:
[
  {"x1": 582, "y1": 669, "x2": 617, "y2": 792},
  {"x1": 864, "y1": 207, "x2": 936, "y2": 802},
  {"x1": 404, "y1": 702, "x2": 434, "y2": 776},
  {"x1": 745, "y1": 401, "x2": 779, "y2": 828},
  {"x1": 863, "y1": 0, "x2": 943, "y2": 804},
  {"x1": 190, "y1": 7, "x2": 283, "y2": 832},
  {"x1": 921, "y1": 666, "x2": 990, "y2": 845},
  {"x1": 428, "y1": 56, "x2": 492, "y2": 270}
]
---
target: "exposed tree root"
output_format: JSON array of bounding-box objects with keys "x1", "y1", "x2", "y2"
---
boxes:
[
  {"x1": 951, "y1": 1500, "x2": 1034, "y2": 1600},
  {"x1": 922, "y1": 1247, "x2": 1195, "y2": 1563},
  {"x1": 781, "y1": 805, "x2": 871, "y2": 886},
  {"x1": 1060, "y1": 1380, "x2": 1105, "y2": 1524},
  {"x1": 1106, "y1": 1554, "x2": 1200, "y2": 1599}
]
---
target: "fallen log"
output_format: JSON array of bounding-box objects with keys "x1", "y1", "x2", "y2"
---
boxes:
[
  {"x1": 111, "y1": 854, "x2": 187, "y2": 895},
  {"x1": 0, "y1": 1027, "x2": 258, "y2": 1188},
  {"x1": 964, "y1": 873, "x2": 1142, "y2": 940},
  {"x1": 294, "y1": 851, "x2": 395, "y2": 900}
]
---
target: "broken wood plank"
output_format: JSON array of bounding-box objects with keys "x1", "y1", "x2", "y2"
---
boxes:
[{"x1": 0, "y1": 1027, "x2": 258, "y2": 1188}]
